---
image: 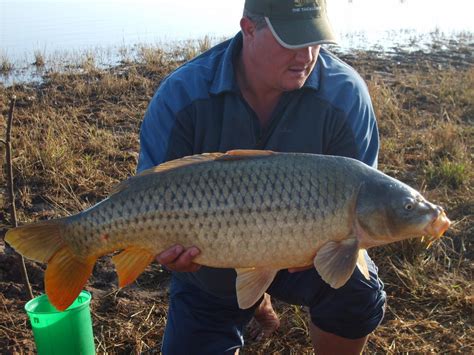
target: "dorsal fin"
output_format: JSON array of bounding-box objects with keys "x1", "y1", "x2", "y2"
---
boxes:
[
  {"x1": 137, "y1": 152, "x2": 226, "y2": 176},
  {"x1": 216, "y1": 149, "x2": 276, "y2": 161},
  {"x1": 110, "y1": 150, "x2": 277, "y2": 194},
  {"x1": 226, "y1": 149, "x2": 275, "y2": 156}
]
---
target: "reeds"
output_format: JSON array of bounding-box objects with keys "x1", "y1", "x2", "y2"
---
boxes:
[
  {"x1": 0, "y1": 56, "x2": 13, "y2": 75},
  {"x1": 33, "y1": 51, "x2": 45, "y2": 67}
]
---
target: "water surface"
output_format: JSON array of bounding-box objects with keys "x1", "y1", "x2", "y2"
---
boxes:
[{"x1": 1, "y1": 0, "x2": 472, "y2": 61}]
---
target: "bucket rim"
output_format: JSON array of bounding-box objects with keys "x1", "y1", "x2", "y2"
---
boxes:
[{"x1": 24, "y1": 290, "x2": 92, "y2": 314}]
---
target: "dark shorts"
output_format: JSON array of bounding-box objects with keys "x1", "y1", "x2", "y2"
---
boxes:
[{"x1": 161, "y1": 252, "x2": 386, "y2": 355}]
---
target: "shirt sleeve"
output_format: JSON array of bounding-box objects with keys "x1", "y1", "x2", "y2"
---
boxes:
[
  {"x1": 317, "y1": 51, "x2": 380, "y2": 169},
  {"x1": 346, "y1": 83, "x2": 379, "y2": 168},
  {"x1": 137, "y1": 89, "x2": 177, "y2": 173},
  {"x1": 324, "y1": 76, "x2": 379, "y2": 169}
]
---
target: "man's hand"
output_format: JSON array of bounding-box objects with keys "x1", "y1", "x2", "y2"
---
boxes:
[{"x1": 156, "y1": 244, "x2": 201, "y2": 272}]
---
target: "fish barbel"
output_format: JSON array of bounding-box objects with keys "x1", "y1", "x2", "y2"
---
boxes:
[{"x1": 5, "y1": 150, "x2": 451, "y2": 310}]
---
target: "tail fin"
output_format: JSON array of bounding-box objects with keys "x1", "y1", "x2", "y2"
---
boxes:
[
  {"x1": 5, "y1": 219, "x2": 66, "y2": 262},
  {"x1": 5, "y1": 219, "x2": 96, "y2": 311}
]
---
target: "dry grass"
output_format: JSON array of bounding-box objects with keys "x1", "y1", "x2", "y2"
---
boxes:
[
  {"x1": 33, "y1": 51, "x2": 45, "y2": 68},
  {"x1": 0, "y1": 39, "x2": 473, "y2": 354},
  {"x1": 1, "y1": 56, "x2": 14, "y2": 75}
]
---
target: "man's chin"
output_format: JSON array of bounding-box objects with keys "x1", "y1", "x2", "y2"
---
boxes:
[
  {"x1": 283, "y1": 82, "x2": 306, "y2": 92},
  {"x1": 280, "y1": 77, "x2": 307, "y2": 91}
]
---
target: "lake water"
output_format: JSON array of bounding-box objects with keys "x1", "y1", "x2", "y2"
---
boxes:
[{"x1": 1, "y1": 0, "x2": 473, "y2": 64}]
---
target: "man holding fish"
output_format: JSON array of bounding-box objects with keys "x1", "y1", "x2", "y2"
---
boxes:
[
  {"x1": 139, "y1": 0, "x2": 384, "y2": 353},
  {"x1": 5, "y1": 1, "x2": 450, "y2": 353}
]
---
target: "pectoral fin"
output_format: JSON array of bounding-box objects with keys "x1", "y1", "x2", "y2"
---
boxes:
[
  {"x1": 313, "y1": 239, "x2": 360, "y2": 289},
  {"x1": 235, "y1": 268, "x2": 278, "y2": 309},
  {"x1": 357, "y1": 249, "x2": 370, "y2": 280},
  {"x1": 112, "y1": 247, "x2": 155, "y2": 288}
]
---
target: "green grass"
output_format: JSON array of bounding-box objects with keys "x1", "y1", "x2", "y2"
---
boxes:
[{"x1": 425, "y1": 159, "x2": 468, "y2": 189}]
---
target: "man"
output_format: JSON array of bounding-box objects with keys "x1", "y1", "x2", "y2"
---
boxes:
[{"x1": 138, "y1": 0, "x2": 386, "y2": 353}]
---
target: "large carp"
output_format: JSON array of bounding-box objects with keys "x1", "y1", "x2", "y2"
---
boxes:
[{"x1": 5, "y1": 150, "x2": 450, "y2": 311}]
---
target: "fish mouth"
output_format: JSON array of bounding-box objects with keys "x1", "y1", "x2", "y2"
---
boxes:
[{"x1": 421, "y1": 210, "x2": 451, "y2": 247}]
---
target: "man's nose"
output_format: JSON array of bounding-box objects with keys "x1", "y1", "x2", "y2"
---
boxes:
[{"x1": 295, "y1": 46, "x2": 314, "y2": 63}]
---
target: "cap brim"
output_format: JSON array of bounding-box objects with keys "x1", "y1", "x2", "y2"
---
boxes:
[{"x1": 266, "y1": 17, "x2": 338, "y2": 49}]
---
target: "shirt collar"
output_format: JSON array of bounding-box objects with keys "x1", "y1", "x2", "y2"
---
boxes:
[
  {"x1": 210, "y1": 33, "x2": 243, "y2": 95},
  {"x1": 210, "y1": 32, "x2": 321, "y2": 95},
  {"x1": 304, "y1": 59, "x2": 321, "y2": 90}
]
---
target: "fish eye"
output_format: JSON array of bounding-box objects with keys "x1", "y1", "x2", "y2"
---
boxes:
[
  {"x1": 403, "y1": 197, "x2": 417, "y2": 211},
  {"x1": 403, "y1": 197, "x2": 418, "y2": 211}
]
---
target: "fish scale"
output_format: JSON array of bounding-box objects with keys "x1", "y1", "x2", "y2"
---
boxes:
[{"x1": 5, "y1": 150, "x2": 451, "y2": 310}]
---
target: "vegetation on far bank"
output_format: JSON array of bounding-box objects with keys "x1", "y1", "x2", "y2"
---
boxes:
[{"x1": 0, "y1": 36, "x2": 473, "y2": 354}]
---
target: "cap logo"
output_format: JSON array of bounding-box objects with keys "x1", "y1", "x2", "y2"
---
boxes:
[
  {"x1": 294, "y1": 0, "x2": 315, "y2": 7},
  {"x1": 292, "y1": 0, "x2": 321, "y2": 13}
]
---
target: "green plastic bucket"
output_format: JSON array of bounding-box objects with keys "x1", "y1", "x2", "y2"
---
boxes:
[{"x1": 25, "y1": 290, "x2": 95, "y2": 355}]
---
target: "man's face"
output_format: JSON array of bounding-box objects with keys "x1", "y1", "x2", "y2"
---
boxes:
[{"x1": 248, "y1": 26, "x2": 320, "y2": 93}]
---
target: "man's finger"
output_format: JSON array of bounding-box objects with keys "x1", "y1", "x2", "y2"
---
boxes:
[
  {"x1": 156, "y1": 244, "x2": 183, "y2": 265},
  {"x1": 171, "y1": 247, "x2": 201, "y2": 270}
]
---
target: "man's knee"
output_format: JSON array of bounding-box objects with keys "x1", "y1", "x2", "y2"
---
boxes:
[
  {"x1": 269, "y1": 254, "x2": 386, "y2": 339},
  {"x1": 309, "y1": 322, "x2": 368, "y2": 355},
  {"x1": 308, "y1": 273, "x2": 386, "y2": 339}
]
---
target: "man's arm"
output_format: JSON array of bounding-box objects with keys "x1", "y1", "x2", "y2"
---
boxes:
[
  {"x1": 343, "y1": 83, "x2": 379, "y2": 167},
  {"x1": 324, "y1": 72, "x2": 379, "y2": 168}
]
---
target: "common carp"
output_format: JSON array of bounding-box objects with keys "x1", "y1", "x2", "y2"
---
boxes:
[{"x1": 5, "y1": 150, "x2": 451, "y2": 311}]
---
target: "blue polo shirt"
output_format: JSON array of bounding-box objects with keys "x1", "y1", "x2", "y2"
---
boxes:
[{"x1": 138, "y1": 31, "x2": 379, "y2": 299}]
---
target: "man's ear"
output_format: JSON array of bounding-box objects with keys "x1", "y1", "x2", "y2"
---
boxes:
[{"x1": 240, "y1": 17, "x2": 257, "y2": 39}]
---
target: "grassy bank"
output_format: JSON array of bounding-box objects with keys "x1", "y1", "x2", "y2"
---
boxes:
[{"x1": 0, "y1": 38, "x2": 473, "y2": 354}]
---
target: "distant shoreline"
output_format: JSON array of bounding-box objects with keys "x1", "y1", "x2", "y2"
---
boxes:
[{"x1": 1, "y1": 31, "x2": 473, "y2": 87}]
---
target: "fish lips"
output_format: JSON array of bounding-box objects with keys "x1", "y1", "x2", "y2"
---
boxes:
[{"x1": 423, "y1": 209, "x2": 451, "y2": 239}]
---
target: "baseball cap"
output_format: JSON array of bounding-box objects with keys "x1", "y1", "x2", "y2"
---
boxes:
[{"x1": 244, "y1": 0, "x2": 337, "y2": 49}]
